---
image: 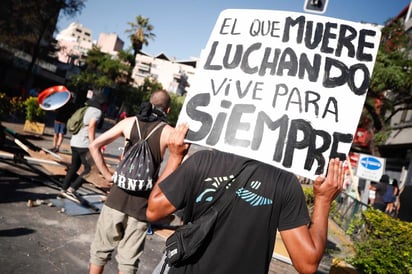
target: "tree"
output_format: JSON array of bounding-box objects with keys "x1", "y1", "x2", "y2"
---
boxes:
[
  {"x1": 68, "y1": 47, "x2": 133, "y2": 104},
  {"x1": 0, "y1": 0, "x2": 85, "y2": 89},
  {"x1": 168, "y1": 93, "x2": 186, "y2": 126},
  {"x1": 121, "y1": 77, "x2": 163, "y2": 116},
  {"x1": 119, "y1": 79, "x2": 184, "y2": 126},
  {"x1": 358, "y1": 19, "x2": 412, "y2": 155},
  {"x1": 117, "y1": 48, "x2": 137, "y2": 84},
  {"x1": 125, "y1": 15, "x2": 156, "y2": 66}
]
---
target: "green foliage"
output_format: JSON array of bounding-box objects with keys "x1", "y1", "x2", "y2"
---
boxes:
[
  {"x1": 346, "y1": 212, "x2": 364, "y2": 239},
  {"x1": 120, "y1": 78, "x2": 164, "y2": 116},
  {"x1": 125, "y1": 15, "x2": 156, "y2": 58},
  {"x1": 0, "y1": 93, "x2": 12, "y2": 120},
  {"x1": 67, "y1": 47, "x2": 135, "y2": 108},
  {"x1": 303, "y1": 189, "x2": 412, "y2": 274},
  {"x1": 9, "y1": 96, "x2": 25, "y2": 114},
  {"x1": 0, "y1": 94, "x2": 29, "y2": 121},
  {"x1": 0, "y1": 0, "x2": 84, "y2": 54},
  {"x1": 122, "y1": 86, "x2": 145, "y2": 115},
  {"x1": 137, "y1": 77, "x2": 163, "y2": 102},
  {"x1": 119, "y1": 84, "x2": 185, "y2": 126},
  {"x1": 301, "y1": 185, "x2": 338, "y2": 215},
  {"x1": 68, "y1": 47, "x2": 132, "y2": 91},
  {"x1": 372, "y1": 129, "x2": 391, "y2": 145},
  {"x1": 348, "y1": 208, "x2": 412, "y2": 274},
  {"x1": 359, "y1": 18, "x2": 412, "y2": 146},
  {"x1": 168, "y1": 93, "x2": 186, "y2": 126},
  {"x1": 0, "y1": 0, "x2": 85, "y2": 89},
  {"x1": 371, "y1": 20, "x2": 412, "y2": 101},
  {"x1": 302, "y1": 185, "x2": 315, "y2": 207},
  {"x1": 24, "y1": 97, "x2": 45, "y2": 122}
]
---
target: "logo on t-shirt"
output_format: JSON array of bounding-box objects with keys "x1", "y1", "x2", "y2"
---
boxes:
[
  {"x1": 196, "y1": 175, "x2": 273, "y2": 207},
  {"x1": 236, "y1": 180, "x2": 273, "y2": 207}
]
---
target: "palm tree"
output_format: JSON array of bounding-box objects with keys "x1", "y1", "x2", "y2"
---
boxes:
[{"x1": 125, "y1": 15, "x2": 156, "y2": 65}]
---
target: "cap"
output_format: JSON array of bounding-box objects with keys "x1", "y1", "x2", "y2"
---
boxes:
[{"x1": 92, "y1": 92, "x2": 107, "y2": 105}]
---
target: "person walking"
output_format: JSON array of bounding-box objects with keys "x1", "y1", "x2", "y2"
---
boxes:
[
  {"x1": 60, "y1": 93, "x2": 106, "y2": 198},
  {"x1": 384, "y1": 178, "x2": 399, "y2": 216},
  {"x1": 147, "y1": 145, "x2": 344, "y2": 274},
  {"x1": 51, "y1": 101, "x2": 75, "y2": 153},
  {"x1": 369, "y1": 174, "x2": 389, "y2": 212},
  {"x1": 88, "y1": 90, "x2": 189, "y2": 274}
]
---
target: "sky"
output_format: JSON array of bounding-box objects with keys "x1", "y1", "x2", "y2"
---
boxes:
[{"x1": 57, "y1": 0, "x2": 411, "y2": 61}]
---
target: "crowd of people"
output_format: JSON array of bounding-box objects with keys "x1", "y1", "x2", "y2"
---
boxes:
[
  {"x1": 369, "y1": 174, "x2": 400, "y2": 217},
  {"x1": 34, "y1": 88, "x2": 343, "y2": 273},
  {"x1": 35, "y1": 88, "x2": 408, "y2": 274},
  {"x1": 48, "y1": 89, "x2": 342, "y2": 274}
]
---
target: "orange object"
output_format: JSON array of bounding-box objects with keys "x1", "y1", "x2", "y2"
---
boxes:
[
  {"x1": 38, "y1": 85, "x2": 68, "y2": 104},
  {"x1": 37, "y1": 85, "x2": 71, "y2": 111}
]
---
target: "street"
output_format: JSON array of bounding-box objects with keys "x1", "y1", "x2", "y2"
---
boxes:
[{"x1": 0, "y1": 118, "x2": 352, "y2": 273}]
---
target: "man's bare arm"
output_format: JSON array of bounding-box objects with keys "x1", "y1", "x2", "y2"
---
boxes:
[
  {"x1": 88, "y1": 118, "x2": 130, "y2": 181},
  {"x1": 146, "y1": 124, "x2": 190, "y2": 222},
  {"x1": 280, "y1": 158, "x2": 344, "y2": 274},
  {"x1": 87, "y1": 118, "x2": 98, "y2": 143}
]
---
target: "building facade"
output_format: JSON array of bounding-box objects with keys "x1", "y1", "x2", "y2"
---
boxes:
[
  {"x1": 56, "y1": 22, "x2": 93, "y2": 65},
  {"x1": 133, "y1": 52, "x2": 196, "y2": 95},
  {"x1": 55, "y1": 22, "x2": 196, "y2": 95},
  {"x1": 97, "y1": 33, "x2": 124, "y2": 55}
]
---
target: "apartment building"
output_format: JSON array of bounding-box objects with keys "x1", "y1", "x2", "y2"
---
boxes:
[
  {"x1": 56, "y1": 22, "x2": 93, "y2": 65},
  {"x1": 97, "y1": 33, "x2": 124, "y2": 55},
  {"x1": 133, "y1": 52, "x2": 196, "y2": 95},
  {"x1": 56, "y1": 22, "x2": 196, "y2": 94}
]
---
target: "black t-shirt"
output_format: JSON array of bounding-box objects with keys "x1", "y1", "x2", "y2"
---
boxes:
[
  {"x1": 159, "y1": 150, "x2": 310, "y2": 274},
  {"x1": 105, "y1": 119, "x2": 165, "y2": 221},
  {"x1": 372, "y1": 182, "x2": 387, "y2": 205},
  {"x1": 55, "y1": 102, "x2": 76, "y2": 123}
]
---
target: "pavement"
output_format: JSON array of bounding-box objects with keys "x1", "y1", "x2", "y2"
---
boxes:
[{"x1": 0, "y1": 116, "x2": 356, "y2": 274}]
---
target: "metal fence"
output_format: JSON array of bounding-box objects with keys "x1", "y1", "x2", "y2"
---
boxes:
[{"x1": 331, "y1": 191, "x2": 370, "y2": 232}]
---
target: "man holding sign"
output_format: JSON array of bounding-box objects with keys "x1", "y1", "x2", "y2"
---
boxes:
[
  {"x1": 147, "y1": 127, "x2": 344, "y2": 274},
  {"x1": 148, "y1": 8, "x2": 380, "y2": 274}
]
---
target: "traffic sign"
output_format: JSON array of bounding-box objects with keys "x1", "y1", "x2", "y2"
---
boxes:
[
  {"x1": 356, "y1": 153, "x2": 386, "y2": 182},
  {"x1": 303, "y1": 0, "x2": 329, "y2": 14}
]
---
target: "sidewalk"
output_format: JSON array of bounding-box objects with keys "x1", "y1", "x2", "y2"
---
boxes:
[{"x1": 0, "y1": 118, "x2": 355, "y2": 273}]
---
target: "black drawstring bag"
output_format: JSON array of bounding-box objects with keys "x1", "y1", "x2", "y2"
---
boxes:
[{"x1": 112, "y1": 118, "x2": 164, "y2": 192}]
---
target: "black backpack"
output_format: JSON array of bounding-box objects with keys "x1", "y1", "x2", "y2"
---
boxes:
[{"x1": 112, "y1": 118, "x2": 165, "y2": 192}]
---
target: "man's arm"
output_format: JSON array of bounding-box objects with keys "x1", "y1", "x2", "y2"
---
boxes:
[
  {"x1": 280, "y1": 158, "x2": 344, "y2": 274},
  {"x1": 369, "y1": 183, "x2": 377, "y2": 191},
  {"x1": 87, "y1": 118, "x2": 98, "y2": 143},
  {"x1": 146, "y1": 124, "x2": 190, "y2": 222},
  {"x1": 88, "y1": 118, "x2": 130, "y2": 181}
]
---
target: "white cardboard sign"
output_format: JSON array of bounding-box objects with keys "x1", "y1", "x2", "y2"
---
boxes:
[{"x1": 178, "y1": 9, "x2": 381, "y2": 179}]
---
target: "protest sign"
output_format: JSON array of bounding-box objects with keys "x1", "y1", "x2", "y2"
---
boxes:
[{"x1": 177, "y1": 9, "x2": 381, "y2": 179}]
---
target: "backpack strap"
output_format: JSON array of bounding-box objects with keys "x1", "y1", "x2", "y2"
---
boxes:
[{"x1": 135, "y1": 117, "x2": 165, "y2": 141}]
